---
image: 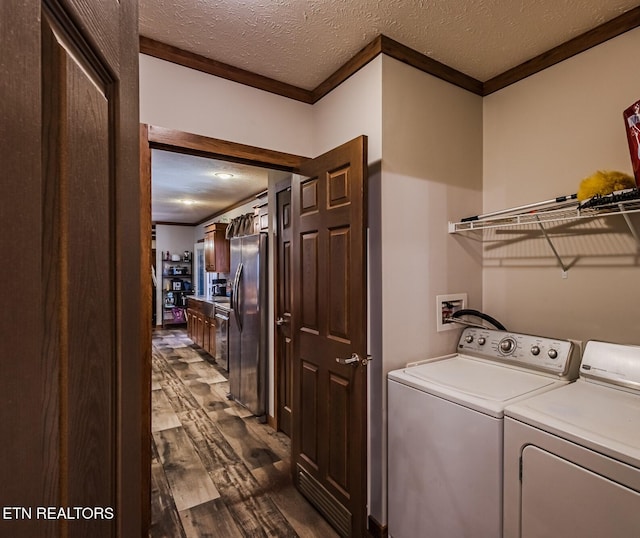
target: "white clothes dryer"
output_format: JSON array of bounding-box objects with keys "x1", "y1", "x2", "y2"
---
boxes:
[
  {"x1": 387, "y1": 327, "x2": 580, "y2": 538},
  {"x1": 504, "y1": 340, "x2": 640, "y2": 538}
]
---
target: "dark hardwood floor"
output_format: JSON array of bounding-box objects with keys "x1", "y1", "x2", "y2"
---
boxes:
[{"x1": 151, "y1": 329, "x2": 339, "y2": 538}]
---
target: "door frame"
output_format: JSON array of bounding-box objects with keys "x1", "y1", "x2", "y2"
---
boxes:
[
  {"x1": 141, "y1": 125, "x2": 308, "y2": 433},
  {"x1": 143, "y1": 126, "x2": 307, "y2": 171},
  {"x1": 274, "y1": 178, "x2": 293, "y2": 436}
]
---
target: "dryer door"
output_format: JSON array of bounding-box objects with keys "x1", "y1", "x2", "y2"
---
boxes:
[{"x1": 520, "y1": 445, "x2": 640, "y2": 537}]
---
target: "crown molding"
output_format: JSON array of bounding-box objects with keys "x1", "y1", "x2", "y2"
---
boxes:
[
  {"x1": 380, "y1": 35, "x2": 484, "y2": 94},
  {"x1": 139, "y1": 36, "x2": 314, "y2": 103},
  {"x1": 311, "y1": 35, "x2": 385, "y2": 101},
  {"x1": 483, "y1": 5, "x2": 640, "y2": 95},
  {"x1": 140, "y1": 7, "x2": 640, "y2": 101}
]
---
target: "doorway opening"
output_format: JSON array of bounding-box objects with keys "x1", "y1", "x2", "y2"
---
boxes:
[
  {"x1": 142, "y1": 124, "x2": 313, "y2": 534},
  {"x1": 143, "y1": 124, "x2": 305, "y2": 429},
  {"x1": 142, "y1": 126, "x2": 370, "y2": 537}
]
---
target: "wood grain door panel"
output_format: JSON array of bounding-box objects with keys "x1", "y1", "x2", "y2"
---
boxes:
[
  {"x1": 300, "y1": 360, "x2": 320, "y2": 468},
  {"x1": 1, "y1": 2, "x2": 144, "y2": 536},
  {"x1": 300, "y1": 231, "x2": 320, "y2": 331},
  {"x1": 327, "y1": 371, "x2": 350, "y2": 495},
  {"x1": 43, "y1": 17, "x2": 116, "y2": 518},
  {"x1": 327, "y1": 227, "x2": 351, "y2": 342},
  {"x1": 292, "y1": 136, "x2": 368, "y2": 538}
]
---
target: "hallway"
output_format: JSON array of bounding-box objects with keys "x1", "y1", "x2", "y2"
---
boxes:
[{"x1": 150, "y1": 329, "x2": 338, "y2": 537}]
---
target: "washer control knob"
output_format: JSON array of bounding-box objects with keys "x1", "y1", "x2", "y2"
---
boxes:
[
  {"x1": 531, "y1": 345, "x2": 541, "y2": 356},
  {"x1": 499, "y1": 338, "x2": 515, "y2": 354},
  {"x1": 465, "y1": 335, "x2": 474, "y2": 343},
  {"x1": 478, "y1": 337, "x2": 486, "y2": 346},
  {"x1": 548, "y1": 349, "x2": 558, "y2": 359}
]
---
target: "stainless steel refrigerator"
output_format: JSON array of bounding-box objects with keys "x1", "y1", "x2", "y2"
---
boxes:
[{"x1": 228, "y1": 233, "x2": 268, "y2": 419}]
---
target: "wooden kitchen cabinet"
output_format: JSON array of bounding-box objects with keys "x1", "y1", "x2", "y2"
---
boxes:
[
  {"x1": 203, "y1": 315, "x2": 210, "y2": 352},
  {"x1": 187, "y1": 308, "x2": 194, "y2": 339},
  {"x1": 187, "y1": 298, "x2": 205, "y2": 347},
  {"x1": 255, "y1": 203, "x2": 268, "y2": 232},
  {"x1": 207, "y1": 316, "x2": 217, "y2": 356},
  {"x1": 187, "y1": 297, "x2": 217, "y2": 357},
  {"x1": 195, "y1": 311, "x2": 205, "y2": 348},
  {"x1": 204, "y1": 223, "x2": 230, "y2": 273},
  {"x1": 187, "y1": 299, "x2": 197, "y2": 340},
  {"x1": 254, "y1": 191, "x2": 268, "y2": 233}
]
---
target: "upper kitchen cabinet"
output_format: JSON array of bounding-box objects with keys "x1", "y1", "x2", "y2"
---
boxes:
[
  {"x1": 254, "y1": 190, "x2": 269, "y2": 233},
  {"x1": 205, "y1": 222, "x2": 230, "y2": 272}
]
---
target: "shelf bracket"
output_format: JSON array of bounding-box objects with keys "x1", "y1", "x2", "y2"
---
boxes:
[
  {"x1": 535, "y1": 216, "x2": 570, "y2": 274},
  {"x1": 619, "y1": 203, "x2": 640, "y2": 250}
]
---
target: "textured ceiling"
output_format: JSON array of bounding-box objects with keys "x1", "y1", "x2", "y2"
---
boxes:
[
  {"x1": 145, "y1": 1, "x2": 640, "y2": 224},
  {"x1": 152, "y1": 149, "x2": 269, "y2": 224},
  {"x1": 139, "y1": 0, "x2": 640, "y2": 90}
]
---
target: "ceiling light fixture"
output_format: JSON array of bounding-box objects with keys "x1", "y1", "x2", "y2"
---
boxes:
[{"x1": 214, "y1": 172, "x2": 234, "y2": 179}]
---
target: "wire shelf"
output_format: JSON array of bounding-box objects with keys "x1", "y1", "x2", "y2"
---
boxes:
[
  {"x1": 449, "y1": 189, "x2": 640, "y2": 273},
  {"x1": 449, "y1": 192, "x2": 640, "y2": 233}
]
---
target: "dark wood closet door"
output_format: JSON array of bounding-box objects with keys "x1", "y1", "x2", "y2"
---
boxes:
[
  {"x1": 1, "y1": 2, "x2": 145, "y2": 537},
  {"x1": 276, "y1": 185, "x2": 293, "y2": 437},
  {"x1": 291, "y1": 136, "x2": 368, "y2": 537}
]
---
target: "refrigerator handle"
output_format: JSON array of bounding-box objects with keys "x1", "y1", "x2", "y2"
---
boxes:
[
  {"x1": 232, "y1": 262, "x2": 243, "y2": 331},
  {"x1": 230, "y1": 262, "x2": 241, "y2": 311}
]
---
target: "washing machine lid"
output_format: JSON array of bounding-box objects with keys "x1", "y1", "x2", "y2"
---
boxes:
[
  {"x1": 388, "y1": 355, "x2": 562, "y2": 418},
  {"x1": 505, "y1": 380, "x2": 640, "y2": 467}
]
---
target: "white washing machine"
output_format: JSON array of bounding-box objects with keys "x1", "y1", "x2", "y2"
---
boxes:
[
  {"x1": 387, "y1": 327, "x2": 581, "y2": 538},
  {"x1": 503, "y1": 340, "x2": 640, "y2": 537}
]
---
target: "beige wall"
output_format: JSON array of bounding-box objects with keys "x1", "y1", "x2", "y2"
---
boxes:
[
  {"x1": 313, "y1": 56, "x2": 383, "y2": 160},
  {"x1": 140, "y1": 55, "x2": 314, "y2": 157},
  {"x1": 382, "y1": 56, "x2": 484, "y2": 369},
  {"x1": 482, "y1": 28, "x2": 640, "y2": 345},
  {"x1": 378, "y1": 56, "x2": 483, "y2": 522}
]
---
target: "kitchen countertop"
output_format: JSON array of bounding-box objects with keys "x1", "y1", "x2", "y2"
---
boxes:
[
  {"x1": 188, "y1": 295, "x2": 231, "y2": 308},
  {"x1": 214, "y1": 300, "x2": 232, "y2": 312}
]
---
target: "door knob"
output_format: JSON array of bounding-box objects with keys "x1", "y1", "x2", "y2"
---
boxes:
[
  {"x1": 336, "y1": 352, "x2": 373, "y2": 366},
  {"x1": 276, "y1": 317, "x2": 287, "y2": 326},
  {"x1": 336, "y1": 353, "x2": 372, "y2": 366},
  {"x1": 336, "y1": 354, "x2": 359, "y2": 366}
]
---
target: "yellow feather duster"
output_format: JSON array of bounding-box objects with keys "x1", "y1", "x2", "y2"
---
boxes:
[{"x1": 576, "y1": 170, "x2": 636, "y2": 201}]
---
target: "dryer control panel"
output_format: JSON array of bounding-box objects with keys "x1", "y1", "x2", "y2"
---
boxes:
[{"x1": 457, "y1": 328, "x2": 580, "y2": 379}]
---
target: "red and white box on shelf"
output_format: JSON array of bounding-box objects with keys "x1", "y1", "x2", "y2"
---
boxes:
[{"x1": 623, "y1": 99, "x2": 640, "y2": 187}]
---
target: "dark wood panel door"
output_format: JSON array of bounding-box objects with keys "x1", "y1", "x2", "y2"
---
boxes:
[
  {"x1": 291, "y1": 136, "x2": 368, "y2": 538},
  {"x1": 1, "y1": 2, "x2": 144, "y2": 537},
  {"x1": 276, "y1": 185, "x2": 293, "y2": 437}
]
